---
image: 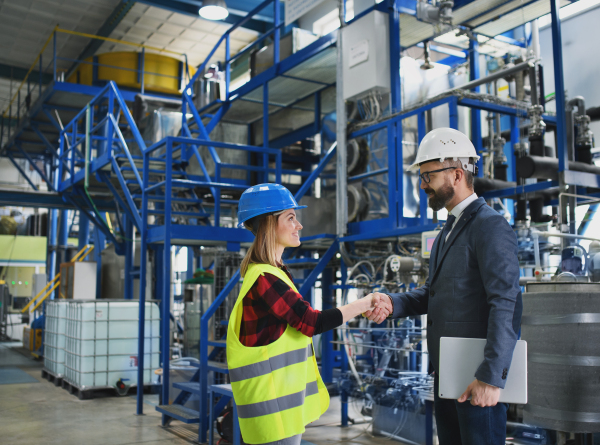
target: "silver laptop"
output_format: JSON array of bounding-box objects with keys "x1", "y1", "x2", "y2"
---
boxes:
[{"x1": 439, "y1": 337, "x2": 527, "y2": 404}]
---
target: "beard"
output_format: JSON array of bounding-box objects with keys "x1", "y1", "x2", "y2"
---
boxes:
[{"x1": 424, "y1": 180, "x2": 455, "y2": 211}]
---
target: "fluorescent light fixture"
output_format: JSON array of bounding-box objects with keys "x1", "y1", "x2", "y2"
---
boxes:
[{"x1": 199, "y1": 0, "x2": 229, "y2": 21}]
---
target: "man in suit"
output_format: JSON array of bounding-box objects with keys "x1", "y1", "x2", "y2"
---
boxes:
[{"x1": 366, "y1": 127, "x2": 522, "y2": 445}]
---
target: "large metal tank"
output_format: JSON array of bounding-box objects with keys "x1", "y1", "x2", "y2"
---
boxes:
[{"x1": 521, "y1": 282, "x2": 600, "y2": 433}]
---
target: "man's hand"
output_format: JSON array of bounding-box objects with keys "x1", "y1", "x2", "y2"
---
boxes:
[
  {"x1": 458, "y1": 379, "x2": 500, "y2": 407},
  {"x1": 364, "y1": 293, "x2": 393, "y2": 324}
]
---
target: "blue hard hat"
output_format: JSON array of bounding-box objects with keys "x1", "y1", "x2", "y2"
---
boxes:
[{"x1": 237, "y1": 183, "x2": 306, "y2": 228}]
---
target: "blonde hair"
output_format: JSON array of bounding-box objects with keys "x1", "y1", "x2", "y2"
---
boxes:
[{"x1": 240, "y1": 213, "x2": 282, "y2": 277}]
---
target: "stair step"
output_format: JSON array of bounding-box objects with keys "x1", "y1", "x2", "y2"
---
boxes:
[
  {"x1": 147, "y1": 209, "x2": 210, "y2": 218},
  {"x1": 121, "y1": 167, "x2": 186, "y2": 176},
  {"x1": 128, "y1": 180, "x2": 205, "y2": 190},
  {"x1": 208, "y1": 360, "x2": 228, "y2": 374},
  {"x1": 155, "y1": 404, "x2": 199, "y2": 423},
  {"x1": 132, "y1": 194, "x2": 203, "y2": 204},
  {"x1": 173, "y1": 382, "x2": 202, "y2": 395}
]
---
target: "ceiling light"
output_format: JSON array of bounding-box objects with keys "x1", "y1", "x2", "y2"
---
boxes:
[{"x1": 199, "y1": 0, "x2": 229, "y2": 21}]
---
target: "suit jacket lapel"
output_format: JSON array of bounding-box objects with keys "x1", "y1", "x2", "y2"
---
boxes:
[{"x1": 430, "y1": 198, "x2": 486, "y2": 284}]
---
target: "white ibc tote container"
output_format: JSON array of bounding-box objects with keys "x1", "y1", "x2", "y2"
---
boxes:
[
  {"x1": 64, "y1": 300, "x2": 160, "y2": 390},
  {"x1": 44, "y1": 301, "x2": 69, "y2": 377}
]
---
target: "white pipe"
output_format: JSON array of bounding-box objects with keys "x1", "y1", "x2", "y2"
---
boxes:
[
  {"x1": 336, "y1": 2, "x2": 348, "y2": 236},
  {"x1": 532, "y1": 231, "x2": 542, "y2": 272},
  {"x1": 530, "y1": 19, "x2": 541, "y2": 61}
]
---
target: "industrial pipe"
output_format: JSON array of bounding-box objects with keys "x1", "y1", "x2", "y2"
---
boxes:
[
  {"x1": 516, "y1": 155, "x2": 600, "y2": 180},
  {"x1": 457, "y1": 61, "x2": 532, "y2": 92},
  {"x1": 473, "y1": 177, "x2": 516, "y2": 195}
]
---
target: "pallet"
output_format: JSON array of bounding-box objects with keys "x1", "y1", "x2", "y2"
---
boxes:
[
  {"x1": 41, "y1": 368, "x2": 63, "y2": 387},
  {"x1": 54, "y1": 377, "x2": 160, "y2": 400},
  {"x1": 60, "y1": 379, "x2": 95, "y2": 400}
]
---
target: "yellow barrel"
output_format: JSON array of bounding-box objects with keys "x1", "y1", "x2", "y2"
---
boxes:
[{"x1": 67, "y1": 51, "x2": 195, "y2": 95}]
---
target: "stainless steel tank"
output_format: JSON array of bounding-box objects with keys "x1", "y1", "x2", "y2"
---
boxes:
[{"x1": 521, "y1": 282, "x2": 600, "y2": 433}]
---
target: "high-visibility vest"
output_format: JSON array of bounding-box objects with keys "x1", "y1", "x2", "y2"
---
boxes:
[{"x1": 226, "y1": 263, "x2": 330, "y2": 444}]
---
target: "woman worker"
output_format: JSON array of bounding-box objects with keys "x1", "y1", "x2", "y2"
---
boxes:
[{"x1": 226, "y1": 183, "x2": 387, "y2": 445}]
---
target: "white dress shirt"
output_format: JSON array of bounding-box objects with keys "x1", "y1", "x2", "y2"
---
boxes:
[{"x1": 445, "y1": 193, "x2": 478, "y2": 241}]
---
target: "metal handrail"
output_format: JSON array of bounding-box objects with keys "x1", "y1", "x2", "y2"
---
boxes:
[
  {"x1": 1, "y1": 26, "x2": 191, "y2": 130},
  {"x1": 1, "y1": 25, "x2": 58, "y2": 119},
  {"x1": 60, "y1": 82, "x2": 146, "y2": 185},
  {"x1": 184, "y1": 0, "x2": 279, "y2": 92}
]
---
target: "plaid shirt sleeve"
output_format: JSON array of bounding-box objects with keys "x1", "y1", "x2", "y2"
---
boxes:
[
  {"x1": 257, "y1": 272, "x2": 320, "y2": 337},
  {"x1": 239, "y1": 269, "x2": 321, "y2": 347}
]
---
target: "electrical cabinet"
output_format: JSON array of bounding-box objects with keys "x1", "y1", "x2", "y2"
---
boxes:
[{"x1": 341, "y1": 10, "x2": 390, "y2": 101}]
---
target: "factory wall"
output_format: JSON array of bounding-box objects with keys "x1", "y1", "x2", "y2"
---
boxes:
[{"x1": 539, "y1": 5, "x2": 600, "y2": 137}]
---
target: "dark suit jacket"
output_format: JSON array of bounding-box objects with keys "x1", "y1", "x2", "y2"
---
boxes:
[{"x1": 389, "y1": 197, "x2": 522, "y2": 388}]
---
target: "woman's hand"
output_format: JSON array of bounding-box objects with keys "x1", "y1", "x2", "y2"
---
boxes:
[
  {"x1": 338, "y1": 292, "x2": 392, "y2": 324},
  {"x1": 363, "y1": 293, "x2": 393, "y2": 323}
]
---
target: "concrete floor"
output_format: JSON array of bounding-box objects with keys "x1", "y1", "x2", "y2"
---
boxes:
[{"x1": 0, "y1": 342, "x2": 403, "y2": 445}]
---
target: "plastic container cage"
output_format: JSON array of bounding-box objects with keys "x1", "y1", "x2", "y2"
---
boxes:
[
  {"x1": 61, "y1": 300, "x2": 160, "y2": 390},
  {"x1": 44, "y1": 301, "x2": 69, "y2": 377}
]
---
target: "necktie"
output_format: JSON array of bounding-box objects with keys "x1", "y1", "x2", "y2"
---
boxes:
[{"x1": 441, "y1": 214, "x2": 456, "y2": 248}]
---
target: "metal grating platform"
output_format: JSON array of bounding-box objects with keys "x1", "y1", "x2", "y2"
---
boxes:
[
  {"x1": 222, "y1": 47, "x2": 337, "y2": 126},
  {"x1": 156, "y1": 404, "x2": 200, "y2": 424}
]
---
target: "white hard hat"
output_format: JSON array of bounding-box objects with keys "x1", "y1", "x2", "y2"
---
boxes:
[{"x1": 408, "y1": 127, "x2": 480, "y2": 172}]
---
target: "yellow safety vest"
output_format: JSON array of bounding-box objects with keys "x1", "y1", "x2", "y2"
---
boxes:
[{"x1": 226, "y1": 263, "x2": 330, "y2": 444}]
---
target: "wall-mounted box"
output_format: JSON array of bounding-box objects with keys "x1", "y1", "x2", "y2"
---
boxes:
[{"x1": 342, "y1": 10, "x2": 390, "y2": 101}]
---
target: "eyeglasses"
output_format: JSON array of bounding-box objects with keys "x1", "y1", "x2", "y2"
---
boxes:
[{"x1": 419, "y1": 167, "x2": 457, "y2": 184}]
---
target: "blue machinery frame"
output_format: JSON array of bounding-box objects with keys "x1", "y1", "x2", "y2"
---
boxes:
[{"x1": 2, "y1": 0, "x2": 599, "y2": 442}]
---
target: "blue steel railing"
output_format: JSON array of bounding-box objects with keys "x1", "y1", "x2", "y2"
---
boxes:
[
  {"x1": 183, "y1": 0, "x2": 283, "y2": 100},
  {"x1": 58, "y1": 82, "x2": 145, "y2": 230},
  {"x1": 142, "y1": 135, "x2": 282, "y2": 227}
]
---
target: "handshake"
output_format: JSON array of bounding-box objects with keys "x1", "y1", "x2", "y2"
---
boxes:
[{"x1": 363, "y1": 292, "x2": 394, "y2": 324}]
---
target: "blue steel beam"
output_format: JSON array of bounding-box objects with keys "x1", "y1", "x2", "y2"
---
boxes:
[
  {"x1": 14, "y1": 143, "x2": 54, "y2": 190},
  {"x1": 5, "y1": 153, "x2": 38, "y2": 191},
  {"x1": 550, "y1": 0, "x2": 568, "y2": 172},
  {"x1": 294, "y1": 143, "x2": 337, "y2": 202},
  {"x1": 160, "y1": 140, "x2": 173, "y2": 426},
  {"x1": 481, "y1": 180, "x2": 560, "y2": 200},
  {"x1": 136, "y1": 139, "x2": 151, "y2": 415},
  {"x1": 77, "y1": 212, "x2": 90, "y2": 250},
  {"x1": 199, "y1": 268, "x2": 242, "y2": 442},
  {"x1": 65, "y1": 189, "x2": 123, "y2": 249},
  {"x1": 342, "y1": 222, "x2": 441, "y2": 242},
  {"x1": 469, "y1": 39, "x2": 484, "y2": 176},
  {"x1": 110, "y1": 158, "x2": 143, "y2": 230},
  {"x1": 124, "y1": 216, "x2": 134, "y2": 300},
  {"x1": 298, "y1": 241, "x2": 339, "y2": 298},
  {"x1": 0, "y1": 187, "x2": 116, "y2": 210},
  {"x1": 97, "y1": 172, "x2": 141, "y2": 224},
  {"x1": 138, "y1": 0, "x2": 269, "y2": 33}
]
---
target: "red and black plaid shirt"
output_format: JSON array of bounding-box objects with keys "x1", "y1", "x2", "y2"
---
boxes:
[{"x1": 239, "y1": 265, "x2": 320, "y2": 347}]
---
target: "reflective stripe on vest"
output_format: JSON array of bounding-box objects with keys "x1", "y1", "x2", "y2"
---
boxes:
[
  {"x1": 229, "y1": 344, "x2": 313, "y2": 383},
  {"x1": 226, "y1": 263, "x2": 330, "y2": 444},
  {"x1": 237, "y1": 381, "x2": 319, "y2": 419}
]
